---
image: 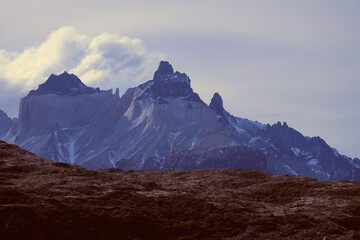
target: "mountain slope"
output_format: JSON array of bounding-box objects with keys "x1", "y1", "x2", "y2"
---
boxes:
[
  {"x1": 1, "y1": 140, "x2": 360, "y2": 240},
  {"x1": 2, "y1": 61, "x2": 359, "y2": 181},
  {"x1": 0, "y1": 110, "x2": 14, "y2": 139}
]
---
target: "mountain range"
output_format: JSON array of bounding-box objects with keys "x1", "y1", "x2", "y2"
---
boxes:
[{"x1": 0, "y1": 61, "x2": 359, "y2": 181}]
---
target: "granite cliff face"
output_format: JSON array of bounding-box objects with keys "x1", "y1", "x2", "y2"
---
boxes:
[{"x1": 1, "y1": 61, "x2": 359, "y2": 181}]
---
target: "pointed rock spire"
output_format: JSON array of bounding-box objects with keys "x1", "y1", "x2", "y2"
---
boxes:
[
  {"x1": 115, "y1": 88, "x2": 120, "y2": 97},
  {"x1": 153, "y1": 61, "x2": 174, "y2": 81},
  {"x1": 209, "y1": 92, "x2": 226, "y2": 117}
]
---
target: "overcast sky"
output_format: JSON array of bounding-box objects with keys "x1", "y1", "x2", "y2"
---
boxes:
[{"x1": 0, "y1": 0, "x2": 359, "y2": 158}]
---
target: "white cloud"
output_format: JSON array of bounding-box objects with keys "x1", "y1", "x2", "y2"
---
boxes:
[{"x1": 0, "y1": 26, "x2": 164, "y2": 92}]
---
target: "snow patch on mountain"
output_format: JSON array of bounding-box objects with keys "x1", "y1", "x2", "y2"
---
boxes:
[
  {"x1": 63, "y1": 125, "x2": 89, "y2": 164},
  {"x1": 108, "y1": 151, "x2": 117, "y2": 168},
  {"x1": 284, "y1": 165, "x2": 298, "y2": 175},
  {"x1": 307, "y1": 159, "x2": 319, "y2": 166},
  {"x1": 291, "y1": 148, "x2": 301, "y2": 157},
  {"x1": 168, "y1": 131, "x2": 181, "y2": 150}
]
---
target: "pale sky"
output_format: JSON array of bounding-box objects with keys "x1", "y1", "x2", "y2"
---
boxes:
[{"x1": 0, "y1": 0, "x2": 359, "y2": 158}]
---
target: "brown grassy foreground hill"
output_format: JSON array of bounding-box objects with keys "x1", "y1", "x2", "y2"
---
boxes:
[{"x1": 0, "y1": 140, "x2": 360, "y2": 240}]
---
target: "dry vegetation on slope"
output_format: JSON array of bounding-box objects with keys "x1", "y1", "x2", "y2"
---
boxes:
[{"x1": 0, "y1": 140, "x2": 360, "y2": 240}]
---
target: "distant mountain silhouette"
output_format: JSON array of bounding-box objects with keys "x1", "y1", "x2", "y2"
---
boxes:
[{"x1": 1, "y1": 61, "x2": 359, "y2": 181}]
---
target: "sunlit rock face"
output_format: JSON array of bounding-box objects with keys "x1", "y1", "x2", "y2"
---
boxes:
[
  {"x1": 18, "y1": 89, "x2": 118, "y2": 136},
  {"x1": 18, "y1": 71, "x2": 115, "y2": 137},
  {"x1": 2, "y1": 61, "x2": 359, "y2": 181},
  {"x1": 6, "y1": 72, "x2": 120, "y2": 165}
]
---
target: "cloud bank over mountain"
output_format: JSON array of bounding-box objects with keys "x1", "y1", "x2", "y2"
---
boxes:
[{"x1": 0, "y1": 26, "x2": 163, "y2": 115}]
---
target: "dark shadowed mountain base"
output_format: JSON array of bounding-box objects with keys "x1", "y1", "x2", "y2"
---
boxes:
[{"x1": 1, "y1": 140, "x2": 360, "y2": 240}]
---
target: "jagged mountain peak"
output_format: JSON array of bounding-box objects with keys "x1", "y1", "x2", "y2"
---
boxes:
[
  {"x1": 29, "y1": 71, "x2": 100, "y2": 96},
  {"x1": 140, "y1": 61, "x2": 202, "y2": 102},
  {"x1": 153, "y1": 61, "x2": 174, "y2": 80},
  {"x1": 152, "y1": 61, "x2": 190, "y2": 84}
]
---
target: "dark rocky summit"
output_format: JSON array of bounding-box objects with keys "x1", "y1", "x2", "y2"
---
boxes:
[
  {"x1": 28, "y1": 71, "x2": 100, "y2": 96},
  {"x1": 153, "y1": 60, "x2": 174, "y2": 80},
  {"x1": 146, "y1": 61, "x2": 203, "y2": 102}
]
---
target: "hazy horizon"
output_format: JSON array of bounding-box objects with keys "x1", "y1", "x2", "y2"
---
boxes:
[{"x1": 0, "y1": 0, "x2": 359, "y2": 158}]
